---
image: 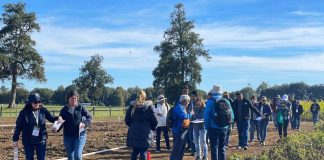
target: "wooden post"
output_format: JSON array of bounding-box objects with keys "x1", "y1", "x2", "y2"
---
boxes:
[
  {"x1": 0, "y1": 105, "x2": 2, "y2": 117},
  {"x1": 109, "y1": 105, "x2": 112, "y2": 117},
  {"x1": 93, "y1": 106, "x2": 96, "y2": 117},
  {"x1": 52, "y1": 110, "x2": 55, "y2": 116}
]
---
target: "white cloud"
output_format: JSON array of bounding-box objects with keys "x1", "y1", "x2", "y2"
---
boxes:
[
  {"x1": 291, "y1": 10, "x2": 322, "y2": 16},
  {"x1": 203, "y1": 53, "x2": 324, "y2": 72},
  {"x1": 196, "y1": 25, "x2": 324, "y2": 49}
]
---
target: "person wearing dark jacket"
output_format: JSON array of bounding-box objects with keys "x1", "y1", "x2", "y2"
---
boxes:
[
  {"x1": 310, "y1": 99, "x2": 320, "y2": 126},
  {"x1": 249, "y1": 95, "x2": 260, "y2": 143},
  {"x1": 232, "y1": 92, "x2": 262, "y2": 150},
  {"x1": 125, "y1": 90, "x2": 158, "y2": 160},
  {"x1": 57, "y1": 91, "x2": 92, "y2": 160},
  {"x1": 256, "y1": 96, "x2": 272, "y2": 145},
  {"x1": 13, "y1": 93, "x2": 58, "y2": 160},
  {"x1": 291, "y1": 100, "x2": 303, "y2": 130}
]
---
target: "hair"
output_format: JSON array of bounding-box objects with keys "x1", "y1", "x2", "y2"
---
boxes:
[
  {"x1": 131, "y1": 90, "x2": 146, "y2": 117},
  {"x1": 195, "y1": 97, "x2": 205, "y2": 108},
  {"x1": 66, "y1": 90, "x2": 79, "y2": 102},
  {"x1": 179, "y1": 94, "x2": 190, "y2": 103}
]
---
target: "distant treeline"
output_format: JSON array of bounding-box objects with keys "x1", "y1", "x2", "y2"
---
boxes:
[{"x1": 0, "y1": 82, "x2": 323, "y2": 107}]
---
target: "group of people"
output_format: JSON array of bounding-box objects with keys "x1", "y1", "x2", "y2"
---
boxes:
[
  {"x1": 12, "y1": 91, "x2": 92, "y2": 160},
  {"x1": 12, "y1": 86, "x2": 321, "y2": 160},
  {"x1": 125, "y1": 85, "x2": 322, "y2": 160}
]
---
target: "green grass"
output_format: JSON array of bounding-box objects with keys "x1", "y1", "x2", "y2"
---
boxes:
[{"x1": 0, "y1": 104, "x2": 126, "y2": 119}]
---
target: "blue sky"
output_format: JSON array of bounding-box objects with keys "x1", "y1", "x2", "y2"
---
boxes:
[{"x1": 1, "y1": 0, "x2": 324, "y2": 92}]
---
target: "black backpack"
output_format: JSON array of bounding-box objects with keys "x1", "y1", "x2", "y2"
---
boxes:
[
  {"x1": 211, "y1": 98, "x2": 233, "y2": 127},
  {"x1": 166, "y1": 107, "x2": 175, "y2": 128}
]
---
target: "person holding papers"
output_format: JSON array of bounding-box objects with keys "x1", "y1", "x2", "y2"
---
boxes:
[
  {"x1": 12, "y1": 93, "x2": 58, "y2": 160},
  {"x1": 57, "y1": 90, "x2": 92, "y2": 160},
  {"x1": 256, "y1": 96, "x2": 272, "y2": 146},
  {"x1": 192, "y1": 97, "x2": 208, "y2": 160}
]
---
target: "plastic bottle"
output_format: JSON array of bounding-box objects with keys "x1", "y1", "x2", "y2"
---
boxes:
[{"x1": 13, "y1": 147, "x2": 18, "y2": 160}]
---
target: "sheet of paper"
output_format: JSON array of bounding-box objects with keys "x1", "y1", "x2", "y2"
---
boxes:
[
  {"x1": 256, "y1": 116, "x2": 263, "y2": 121},
  {"x1": 52, "y1": 120, "x2": 65, "y2": 130},
  {"x1": 191, "y1": 119, "x2": 204, "y2": 124}
]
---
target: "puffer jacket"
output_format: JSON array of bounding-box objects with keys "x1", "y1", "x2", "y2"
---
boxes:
[{"x1": 125, "y1": 101, "x2": 158, "y2": 148}]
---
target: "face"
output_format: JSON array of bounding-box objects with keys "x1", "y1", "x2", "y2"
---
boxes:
[
  {"x1": 159, "y1": 99, "x2": 165, "y2": 105},
  {"x1": 68, "y1": 96, "x2": 78, "y2": 107},
  {"x1": 31, "y1": 101, "x2": 40, "y2": 109},
  {"x1": 191, "y1": 95, "x2": 198, "y2": 101},
  {"x1": 182, "y1": 89, "x2": 189, "y2": 95},
  {"x1": 236, "y1": 94, "x2": 243, "y2": 101},
  {"x1": 182, "y1": 99, "x2": 190, "y2": 107},
  {"x1": 262, "y1": 99, "x2": 267, "y2": 104}
]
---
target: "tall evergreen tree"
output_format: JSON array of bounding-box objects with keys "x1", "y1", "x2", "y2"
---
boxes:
[
  {"x1": 153, "y1": 3, "x2": 211, "y2": 103},
  {"x1": 0, "y1": 3, "x2": 45, "y2": 108}
]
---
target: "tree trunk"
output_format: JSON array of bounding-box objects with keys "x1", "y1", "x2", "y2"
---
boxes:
[{"x1": 8, "y1": 73, "x2": 17, "y2": 108}]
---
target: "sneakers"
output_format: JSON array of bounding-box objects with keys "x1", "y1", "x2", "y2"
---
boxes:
[
  {"x1": 237, "y1": 146, "x2": 242, "y2": 149},
  {"x1": 202, "y1": 157, "x2": 208, "y2": 160},
  {"x1": 195, "y1": 156, "x2": 201, "y2": 160},
  {"x1": 225, "y1": 146, "x2": 229, "y2": 149},
  {"x1": 262, "y1": 142, "x2": 265, "y2": 146},
  {"x1": 243, "y1": 146, "x2": 248, "y2": 150}
]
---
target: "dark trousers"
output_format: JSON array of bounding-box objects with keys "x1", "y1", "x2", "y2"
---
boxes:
[
  {"x1": 291, "y1": 114, "x2": 301, "y2": 129},
  {"x1": 277, "y1": 120, "x2": 289, "y2": 138},
  {"x1": 23, "y1": 142, "x2": 46, "y2": 160},
  {"x1": 209, "y1": 127, "x2": 227, "y2": 160},
  {"x1": 170, "y1": 129, "x2": 188, "y2": 160},
  {"x1": 156, "y1": 126, "x2": 170, "y2": 150},
  {"x1": 131, "y1": 147, "x2": 148, "y2": 160},
  {"x1": 249, "y1": 120, "x2": 260, "y2": 141},
  {"x1": 186, "y1": 124, "x2": 195, "y2": 153},
  {"x1": 237, "y1": 119, "x2": 250, "y2": 147}
]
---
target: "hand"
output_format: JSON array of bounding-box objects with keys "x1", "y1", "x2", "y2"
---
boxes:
[
  {"x1": 58, "y1": 116, "x2": 64, "y2": 123},
  {"x1": 79, "y1": 122, "x2": 85, "y2": 129},
  {"x1": 157, "y1": 113, "x2": 163, "y2": 116},
  {"x1": 51, "y1": 127, "x2": 58, "y2": 133},
  {"x1": 13, "y1": 141, "x2": 18, "y2": 148}
]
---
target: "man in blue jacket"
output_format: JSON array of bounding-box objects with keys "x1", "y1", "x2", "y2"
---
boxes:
[
  {"x1": 170, "y1": 94, "x2": 192, "y2": 160},
  {"x1": 204, "y1": 85, "x2": 234, "y2": 160}
]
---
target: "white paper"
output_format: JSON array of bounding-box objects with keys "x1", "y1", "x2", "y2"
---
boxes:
[
  {"x1": 256, "y1": 116, "x2": 263, "y2": 121},
  {"x1": 52, "y1": 120, "x2": 65, "y2": 130},
  {"x1": 191, "y1": 119, "x2": 204, "y2": 124},
  {"x1": 79, "y1": 122, "x2": 85, "y2": 135}
]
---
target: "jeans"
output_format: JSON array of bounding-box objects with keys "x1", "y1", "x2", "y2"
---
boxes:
[
  {"x1": 291, "y1": 114, "x2": 301, "y2": 129},
  {"x1": 312, "y1": 112, "x2": 319, "y2": 125},
  {"x1": 249, "y1": 120, "x2": 260, "y2": 141},
  {"x1": 277, "y1": 120, "x2": 289, "y2": 138},
  {"x1": 258, "y1": 120, "x2": 269, "y2": 142},
  {"x1": 237, "y1": 119, "x2": 250, "y2": 147},
  {"x1": 193, "y1": 126, "x2": 208, "y2": 158},
  {"x1": 209, "y1": 127, "x2": 227, "y2": 160},
  {"x1": 170, "y1": 129, "x2": 188, "y2": 160},
  {"x1": 23, "y1": 141, "x2": 46, "y2": 160},
  {"x1": 156, "y1": 126, "x2": 170, "y2": 151},
  {"x1": 131, "y1": 147, "x2": 148, "y2": 160},
  {"x1": 63, "y1": 131, "x2": 87, "y2": 160},
  {"x1": 225, "y1": 125, "x2": 232, "y2": 147}
]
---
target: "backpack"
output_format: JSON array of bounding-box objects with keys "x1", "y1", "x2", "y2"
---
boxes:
[
  {"x1": 211, "y1": 98, "x2": 233, "y2": 127},
  {"x1": 166, "y1": 107, "x2": 175, "y2": 128}
]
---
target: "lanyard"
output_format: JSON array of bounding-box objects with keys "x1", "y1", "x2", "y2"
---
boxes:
[{"x1": 33, "y1": 110, "x2": 39, "y2": 127}]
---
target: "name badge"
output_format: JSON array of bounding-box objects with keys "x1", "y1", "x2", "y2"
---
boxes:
[{"x1": 32, "y1": 127, "x2": 40, "y2": 136}]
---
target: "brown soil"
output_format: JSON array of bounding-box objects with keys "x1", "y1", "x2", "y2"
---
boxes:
[{"x1": 0, "y1": 117, "x2": 314, "y2": 160}]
